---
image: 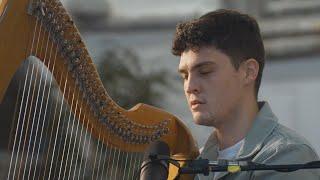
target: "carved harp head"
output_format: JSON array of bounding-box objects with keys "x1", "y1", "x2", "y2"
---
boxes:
[{"x1": 0, "y1": 0, "x2": 199, "y2": 179}]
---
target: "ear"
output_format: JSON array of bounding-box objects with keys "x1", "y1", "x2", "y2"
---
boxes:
[{"x1": 240, "y1": 58, "x2": 259, "y2": 85}]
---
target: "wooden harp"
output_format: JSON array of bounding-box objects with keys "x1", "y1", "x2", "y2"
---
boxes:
[{"x1": 0, "y1": 0, "x2": 199, "y2": 179}]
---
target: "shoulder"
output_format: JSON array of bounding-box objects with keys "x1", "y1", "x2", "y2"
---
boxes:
[
  {"x1": 254, "y1": 123, "x2": 319, "y2": 163},
  {"x1": 249, "y1": 123, "x2": 320, "y2": 179}
]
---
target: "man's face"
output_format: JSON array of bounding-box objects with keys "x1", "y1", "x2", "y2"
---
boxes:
[{"x1": 178, "y1": 46, "x2": 245, "y2": 127}]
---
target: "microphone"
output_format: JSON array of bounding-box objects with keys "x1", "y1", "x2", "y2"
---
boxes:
[{"x1": 139, "y1": 141, "x2": 170, "y2": 180}]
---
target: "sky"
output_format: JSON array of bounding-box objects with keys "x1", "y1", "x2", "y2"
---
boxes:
[{"x1": 62, "y1": 0, "x2": 220, "y2": 19}]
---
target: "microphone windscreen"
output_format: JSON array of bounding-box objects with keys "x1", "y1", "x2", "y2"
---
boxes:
[
  {"x1": 143, "y1": 141, "x2": 170, "y2": 160},
  {"x1": 140, "y1": 141, "x2": 170, "y2": 180}
]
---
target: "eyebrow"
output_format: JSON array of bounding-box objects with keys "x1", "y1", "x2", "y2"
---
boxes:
[{"x1": 178, "y1": 61, "x2": 216, "y2": 74}]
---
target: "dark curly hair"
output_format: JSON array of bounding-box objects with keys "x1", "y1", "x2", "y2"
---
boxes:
[{"x1": 171, "y1": 9, "x2": 265, "y2": 97}]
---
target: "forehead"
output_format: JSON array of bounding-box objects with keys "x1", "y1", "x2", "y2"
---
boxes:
[{"x1": 178, "y1": 46, "x2": 230, "y2": 71}]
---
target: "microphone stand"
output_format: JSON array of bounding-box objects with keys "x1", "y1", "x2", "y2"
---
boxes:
[
  {"x1": 179, "y1": 158, "x2": 320, "y2": 175},
  {"x1": 147, "y1": 155, "x2": 320, "y2": 179}
]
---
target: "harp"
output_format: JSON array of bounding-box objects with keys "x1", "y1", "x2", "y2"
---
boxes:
[{"x1": 0, "y1": 0, "x2": 199, "y2": 179}]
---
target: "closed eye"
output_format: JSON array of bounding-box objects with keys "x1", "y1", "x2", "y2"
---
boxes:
[
  {"x1": 199, "y1": 69, "x2": 213, "y2": 76},
  {"x1": 200, "y1": 71, "x2": 211, "y2": 75},
  {"x1": 180, "y1": 73, "x2": 188, "y2": 80}
]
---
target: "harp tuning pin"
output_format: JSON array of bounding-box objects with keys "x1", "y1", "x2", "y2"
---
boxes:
[
  {"x1": 74, "y1": 49, "x2": 83, "y2": 57},
  {"x1": 50, "y1": 2, "x2": 56, "y2": 9},
  {"x1": 67, "y1": 62, "x2": 74, "y2": 71},
  {"x1": 163, "y1": 128, "x2": 169, "y2": 134},
  {"x1": 46, "y1": 12, "x2": 52, "y2": 21},
  {"x1": 40, "y1": 2, "x2": 46, "y2": 16},
  {"x1": 143, "y1": 136, "x2": 148, "y2": 143},
  {"x1": 58, "y1": 30, "x2": 65, "y2": 37},
  {"x1": 72, "y1": 32, "x2": 80, "y2": 39},
  {"x1": 136, "y1": 136, "x2": 142, "y2": 144},
  {"x1": 54, "y1": 23, "x2": 62, "y2": 31},
  {"x1": 93, "y1": 111, "x2": 98, "y2": 117},
  {"x1": 162, "y1": 119, "x2": 169, "y2": 125},
  {"x1": 108, "y1": 121, "x2": 115, "y2": 129},
  {"x1": 99, "y1": 100, "x2": 107, "y2": 108},
  {"x1": 118, "y1": 128, "x2": 123, "y2": 135},
  {"x1": 74, "y1": 78, "x2": 80, "y2": 85},
  {"x1": 74, "y1": 58, "x2": 81, "y2": 64},
  {"x1": 100, "y1": 116, "x2": 109, "y2": 124},
  {"x1": 130, "y1": 135, "x2": 136, "y2": 143},
  {"x1": 69, "y1": 52, "x2": 77, "y2": 60}
]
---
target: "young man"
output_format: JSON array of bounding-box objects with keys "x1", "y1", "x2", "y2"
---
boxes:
[{"x1": 171, "y1": 9, "x2": 320, "y2": 180}]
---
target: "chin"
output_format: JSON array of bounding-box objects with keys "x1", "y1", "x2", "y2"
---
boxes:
[{"x1": 192, "y1": 112, "x2": 216, "y2": 127}]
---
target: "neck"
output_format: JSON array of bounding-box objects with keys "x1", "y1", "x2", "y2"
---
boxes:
[{"x1": 215, "y1": 97, "x2": 259, "y2": 150}]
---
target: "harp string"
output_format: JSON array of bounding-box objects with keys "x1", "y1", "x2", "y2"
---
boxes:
[
  {"x1": 117, "y1": 149, "x2": 124, "y2": 179},
  {"x1": 119, "y1": 150, "x2": 126, "y2": 179},
  {"x1": 96, "y1": 131, "x2": 104, "y2": 179},
  {"x1": 132, "y1": 152, "x2": 140, "y2": 180},
  {"x1": 98, "y1": 125, "x2": 109, "y2": 179},
  {"x1": 99, "y1": 133, "x2": 107, "y2": 179},
  {"x1": 67, "y1": 100, "x2": 83, "y2": 179},
  {"x1": 31, "y1": 10, "x2": 59, "y2": 180},
  {"x1": 51, "y1": 99, "x2": 67, "y2": 179},
  {"x1": 96, "y1": 135, "x2": 105, "y2": 179},
  {"x1": 125, "y1": 151, "x2": 133, "y2": 180},
  {"x1": 17, "y1": 56, "x2": 39, "y2": 179},
  {"x1": 55, "y1": 86, "x2": 71, "y2": 179},
  {"x1": 92, "y1": 131, "x2": 101, "y2": 179},
  {"x1": 115, "y1": 148, "x2": 122, "y2": 179},
  {"x1": 60, "y1": 89, "x2": 76, "y2": 179},
  {"x1": 43, "y1": 64, "x2": 68, "y2": 177},
  {"x1": 72, "y1": 103, "x2": 85, "y2": 179},
  {"x1": 53, "y1": 84, "x2": 74, "y2": 178},
  {"x1": 33, "y1": 1, "x2": 61, "y2": 176},
  {"x1": 24, "y1": 12, "x2": 54, "y2": 180},
  {"x1": 99, "y1": 133, "x2": 109, "y2": 180},
  {"x1": 114, "y1": 148, "x2": 120, "y2": 179},
  {"x1": 29, "y1": 37, "x2": 54, "y2": 180},
  {"x1": 13, "y1": 61, "x2": 35, "y2": 180},
  {"x1": 106, "y1": 147, "x2": 115, "y2": 179},
  {"x1": 6, "y1": 66, "x2": 29, "y2": 180},
  {"x1": 19, "y1": 0, "x2": 45, "y2": 177},
  {"x1": 132, "y1": 150, "x2": 142, "y2": 179},
  {"x1": 82, "y1": 125, "x2": 93, "y2": 179},
  {"x1": 46, "y1": 67, "x2": 69, "y2": 180},
  {"x1": 7, "y1": 0, "x2": 41, "y2": 177},
  {"x1": 42, "y1": 70, "x2": 66, "y2": 178},
  {"x1": 78, "y1": 114, "x2": 89, "y2": 179},
  {"x1": 4, "y1": 0, "x2": 153, "y2": 178},
  {"x1": 76, "y1": 90, "x2": 92, "y2": 179},
  {"x1": 109, "y1": 146, "x2": 117, "y2": 179},
  {"x1": 40, "y1": 77, "x2": 55, "y2": 179},
  {"x1": 7, "y1": 77, "x2": 23, "y2": 153},
  {"x1": 63, "y1": 90, "x2": 79, "y2": 179},
  {"x1": 6, "y1": 63, "x2": 30, "y2": 180},
  {"x1": 77, "y1": 113, "x2": 87, "y2": 179},
  {"x1": 122, "y1": 150, "x2": 129, "y2": 180}
]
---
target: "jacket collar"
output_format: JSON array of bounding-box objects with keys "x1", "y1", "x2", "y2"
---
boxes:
[
  {"x1": 198, "y1": 101, "x2": 279, "y2": 179},
  {"x1": 236, "y1": 101, "x2": 278, "y2": 160}
]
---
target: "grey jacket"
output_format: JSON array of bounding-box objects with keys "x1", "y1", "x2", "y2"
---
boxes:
[{"x1": 196, "y1": 102, "x2": 320, "y2": 180}]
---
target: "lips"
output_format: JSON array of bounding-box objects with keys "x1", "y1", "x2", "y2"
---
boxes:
[
  {"x1": 190, "y1": 100, "x2": 204, "y2": 106},
  {"x1": 190, "y1": 100, "x2": 205, "y2": 110}
]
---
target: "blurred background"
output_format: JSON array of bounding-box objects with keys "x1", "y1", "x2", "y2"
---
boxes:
[
  {"x1": 60, "y1": 0, "x2": 320, "y2": 153},
  {"x1": 2, "y1": 0, "x2": 320, "y2": 179}
]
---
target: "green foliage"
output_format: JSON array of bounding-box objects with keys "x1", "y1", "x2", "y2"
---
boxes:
[{"x1": 97, "y1": 48, "x2": 174, "y2": 109}]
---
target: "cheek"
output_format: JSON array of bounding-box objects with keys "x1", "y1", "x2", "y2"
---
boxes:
[
  {"x1": 221, "y1": 78, "x2": 243, "y2": 106},
  {"x1": 183, "y1": 83, "x2": 188, "y2": 96},
  {"x1": 205, "y1": 75, "x2": 239, "y2": 103}
]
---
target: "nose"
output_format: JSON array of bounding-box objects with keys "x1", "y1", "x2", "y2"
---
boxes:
[{"x1": 185, "y1": 75, "x2": 200, "y2": 94}]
